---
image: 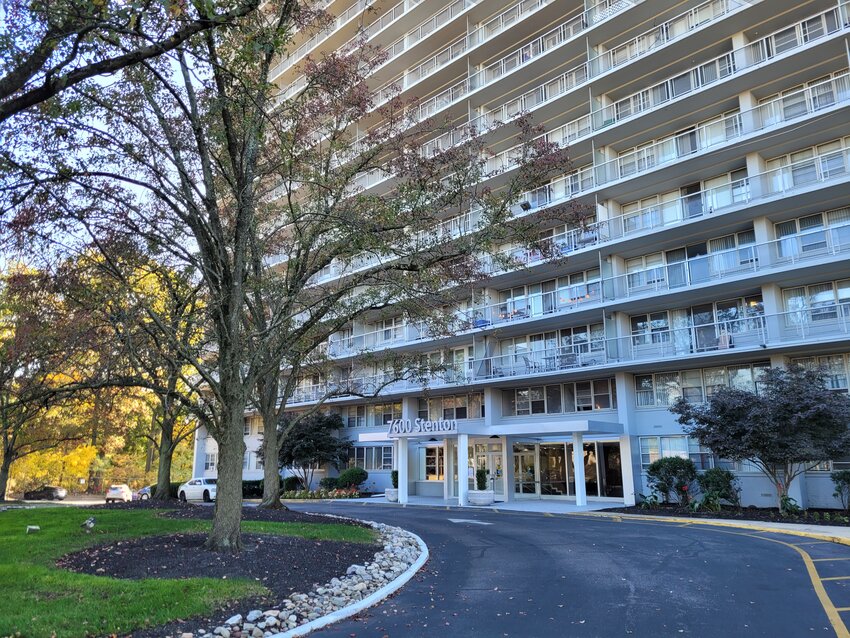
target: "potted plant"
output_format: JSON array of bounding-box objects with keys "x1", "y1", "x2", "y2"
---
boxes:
[
  {"x1": 386, "y1": 470, "x2": 399, "y2": 502},
  {"x1": 468, "y1": 468, "x2": 495, "y2": 506}
]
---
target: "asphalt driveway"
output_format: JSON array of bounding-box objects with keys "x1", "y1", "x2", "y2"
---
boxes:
[{"x1": 286, "y1": 501, "x2": 850, "y2": 638}]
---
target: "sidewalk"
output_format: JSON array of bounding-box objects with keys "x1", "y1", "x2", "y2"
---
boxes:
[{"x1": 578, "y1": 510, "x2": 850, "y2": 544}]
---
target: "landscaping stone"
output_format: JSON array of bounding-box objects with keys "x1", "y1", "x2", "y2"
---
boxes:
[{"x1": 201, "y1": 517, "x2": 422, "y2": 637}]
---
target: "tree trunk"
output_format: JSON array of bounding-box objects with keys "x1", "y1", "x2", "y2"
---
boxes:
[
  {"x1": 152, "y1": 412, "x2": 177, "y2": 501},
  {"x1": 258, "y1": 375, "x2": 286, "y2": 509},
  {"x1": 0, "y1": 453, "x2": 12, "y2": 502},
  {"x1": 205, "y1": 403, "x2": 246, "y2": 553},
  {"x1": 153, "y1": 440, "x2": 175, "y2": 501}
]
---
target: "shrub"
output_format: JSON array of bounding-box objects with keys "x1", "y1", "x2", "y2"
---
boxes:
[
  {"x1": 646, "y1": 457, "x2": 697, "y2": 505},
  {"x1": 337, "y1": 467, "x2": 368, "y2": 488},
  {"x1": 319, "y1": 477, "x2": 338, "y2": 490},
  {"x1": 242, "y1": 480, "x2": 264, "y2": 498},
  {"x1": 281, "y1": 487, "x2": 361, "y2": 499},
  {"x1": 832, "y1": 470, "x2": 850, "y2": 511},
  {"x1": 697, "y1": 467, "x2": 740, "y2": 506},
  {"x1": 475, "y1": 468, "x2": 488, "y2": 491},
  {"x1": 150, "y1": 482, "x2": 182, "y2": 499},
  {"x1": 283, "y1": 476, "x2": 302, "y2": 492},
  {"x1": 391, "y1": 470, "x2": 399, "y2": 489}
]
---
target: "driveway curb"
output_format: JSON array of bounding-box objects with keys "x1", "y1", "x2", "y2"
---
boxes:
[
  {"x1": 268, "y1": 524, "x2": 429, "y2": 638},
  {"x1": 572, "y1": 511, "x2": 850, "y2": 547}
]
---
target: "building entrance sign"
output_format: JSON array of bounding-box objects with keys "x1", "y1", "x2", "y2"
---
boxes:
[{"x1": 387, "y1": 418, "x2": 457, "y2": 438}]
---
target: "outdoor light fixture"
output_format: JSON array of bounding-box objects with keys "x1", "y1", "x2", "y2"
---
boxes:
[{"x1": 519, "y1": 201, "x2": 532, "y2": 211}]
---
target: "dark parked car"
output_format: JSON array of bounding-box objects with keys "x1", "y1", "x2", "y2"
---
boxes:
[{"x1": 23, "y1": 485, "x2": 67, "y2": 500}]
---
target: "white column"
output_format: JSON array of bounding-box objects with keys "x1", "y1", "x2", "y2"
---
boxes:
[
  {"x1": 457, "y1": 433, "x2": 469, "y2": 506},
  {"x1": 398, "y1": 437, "x2": 409, "y2": 505},
  {"x1": 443, "y1": 439, "x2": 450, "y2": 500},
  {"x1": 573, "y1": 433, "x2": 587, "y2": 507}
]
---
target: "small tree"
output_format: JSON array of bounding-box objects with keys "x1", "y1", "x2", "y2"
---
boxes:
[
  {"x1": 646, "y1": 457, "x2": 696, "y2": 505},
  {"x1": 832, "y1": 470, "x2": 850, "y2": 512},
  {"x1": 273, "y1": 413, "x2": 350, "y2": 490},
  {"x1": 697, "y1": 467, "x2": 740, "y2": 507},
  {"x1": 671, "y1": 366, "x2": 850, "y2": 514}
]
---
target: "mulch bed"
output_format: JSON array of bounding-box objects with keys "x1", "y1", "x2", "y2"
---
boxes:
[
  {"x1": 57, "y1": 503, "x2": 379, "y2": 637},
  {"x1": 58, "y1": 532, "x2": 377, "y2": 598},
  {"x1": 603, "y1": 504, "x2": 850, "y2": 526}
]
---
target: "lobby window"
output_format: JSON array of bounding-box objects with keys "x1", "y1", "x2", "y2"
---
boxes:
[
  {"x1": 418, "y1": 446, "x2": 445, "y2": 480},
  {"x1": 350, "y1": 446, "x2": 393, "y2": 471},
  {"x1": 204, "y1": 453, "x2": 217, "y2": 471}
]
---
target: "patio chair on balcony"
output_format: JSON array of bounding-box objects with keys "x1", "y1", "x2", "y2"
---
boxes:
[{"x1": 522, "y1": 355, "x2": 542, "y2": 374}]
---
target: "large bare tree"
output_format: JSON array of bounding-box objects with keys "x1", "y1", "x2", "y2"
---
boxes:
[{"x1": 2, "y1": 1, "x2": 580, "y2": 549}]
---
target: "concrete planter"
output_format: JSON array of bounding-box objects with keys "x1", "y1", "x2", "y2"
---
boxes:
[
  {"x1": 468, "y1": 489, "x2": 495, "y2": 506},
  {"x1": 385, "y1": 488, "x2": 399, "y2": 503}
]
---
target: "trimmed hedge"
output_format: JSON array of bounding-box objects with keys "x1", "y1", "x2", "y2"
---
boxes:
[
  {"x1": 337, "y1": 467, "x2": 368, "y2": 488},
  {"x1": 283, "y1": 476, "x2": 302, "y2": 492},
  {"x1": 242, "y1": 480, "x2": 264, "y2": 498},
  {"x1": 319, "y1": 477, "x2": 338, "y2": 490}
]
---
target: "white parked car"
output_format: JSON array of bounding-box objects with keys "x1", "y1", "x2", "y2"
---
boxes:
[
  {"x1": 105, "y1": 484, "x2": 133, "y2": 503},
  {"x1": 178, "y1": 478, "x2": 217, "y2": 502}
]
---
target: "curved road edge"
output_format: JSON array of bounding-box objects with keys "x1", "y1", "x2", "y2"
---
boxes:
[{"x1": 269, "y1": 521, "x2": 429, "y2": 638}]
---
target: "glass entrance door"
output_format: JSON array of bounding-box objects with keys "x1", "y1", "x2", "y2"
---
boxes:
[
  {"x1": 539, "y1": 443, "x2": 568, "y2": 496},
  {"x1": 513, "y1": 444, "x2": 537, "y2": 496}
]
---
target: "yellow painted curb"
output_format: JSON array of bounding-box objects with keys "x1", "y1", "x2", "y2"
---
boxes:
[{"x1": 571, "y1": 511, "x2": 850, "y2": 547}]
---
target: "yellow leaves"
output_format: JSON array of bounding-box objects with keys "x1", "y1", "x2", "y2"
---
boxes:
[{"x1": 9, "y1": 445, "x2": 97, "y2": 493}]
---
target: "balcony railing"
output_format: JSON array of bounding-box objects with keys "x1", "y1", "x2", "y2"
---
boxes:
[
  {"x1": 294, "y1": 306, "x2": 850, "y2": 401},
  {"x1": 305, "y1": 142, "x2": 850, "y2": 289},
  {"x1": 322, "y1": 221, "x2": 850, "y2": 360},
  {"x1": 271, "y1": 0, "x2": 373, "y2": 79}
]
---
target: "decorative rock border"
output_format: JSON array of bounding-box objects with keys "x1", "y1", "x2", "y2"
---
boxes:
[{"x1": 178, "y1": 516, "x2": 428, "y2": 638}]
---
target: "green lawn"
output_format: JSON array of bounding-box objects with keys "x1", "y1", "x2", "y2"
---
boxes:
[{"x1": 0, "y1": 507, "x2": 375, "y2": 638}]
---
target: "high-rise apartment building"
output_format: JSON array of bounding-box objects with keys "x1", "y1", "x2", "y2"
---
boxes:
[{"x1": 193, "y1": 0, "x2": 850, "y2": 508}]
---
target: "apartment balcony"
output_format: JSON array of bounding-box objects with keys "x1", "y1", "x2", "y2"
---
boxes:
[
  {"x1": 270, "y1": 0, "x2": 374, "y2": 82},
  {"x1": 480, "y1": 306, "x2": 850, "y2": 379},
  {"x1": 365, "y1": 0, "x2": 645, "y2": 127},
  {"x1": 356, "y1": 4, "x2": 850, "y2": 200},
  {"x1": 291, "y1": 305, "x2": 850, "y2": 404},
  {"x1": 471, "y1": 0, "x2": 843, "y2": 159}
]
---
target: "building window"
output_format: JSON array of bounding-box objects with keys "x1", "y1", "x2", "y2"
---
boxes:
[
  {"x1": 243, "y1": 419, "x2": 251, "y2": 436},
  {"x1": 635, "y1": 363, "x2": 770, "y2": 407},
  {"x1": 345, "y1": 405, "x2": 365, "y2": 427},
  {"x1": 370, "y1": 403, "x2": 401, "y2": 427},
  {"x1": 504, "y1": 380, "x2": 615, "y2": 415},
  {"x1": 418, "y1": 446, "x2": 445, "y2": 481},
  {"x1": 255, "y1": 452, "x2": 264, "y2": 470},
  {"x1": 349, "y1": 446, "x2": 393, "y2": 471},
  {"x1": 639, "y1": 435, "x2": 732, "y2": 471},
  {"x1": 243, "y1": 452, "x2": 249, "y2": 470},
  {"x1": 792, "y1": 354, "x2": 849, "y2": 390},
  {"x1": 204, "y1": 453, "x2": 217, "y2": 471}
]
